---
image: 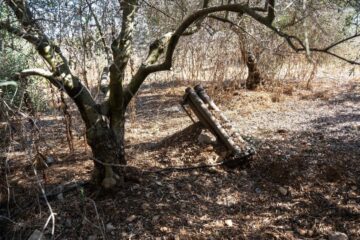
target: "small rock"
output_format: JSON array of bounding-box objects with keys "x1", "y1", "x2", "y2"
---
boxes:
[
  {"x1": 204, "y1": 145, "x2": 214, "y2": 152},
  {"x1": 141, "y1": 203, "x2": 150, "y2": 210},
  {"x1": 351, "y1": 124, "x2": 359, "y2": 131},
  {"x1": 213, "y1": 220, "x2": 224, "y2": 227},
  {"x1": 57, "y1": 193, "x2": 64, "y2": 201},
  {"x1": 28, "y1": 230, "x2": 46, "y2": 240},
  {"x1": 88, "y1": 235, "x2": 97, "y2": 240},
  {"x1": 349, "y1": 191, "x2": 357, "y2": 198},
  {"x1": 197, "y1": 130, "x2": 216, "y2": 144},
  {"x1": 155, "y1": 181, "x2": 163, "y2": 186},
  {"x1": 278, "y1": 186, "x2": 288, "y2": 196},
  {"x1": 46, "y1": 156, "x2": 55, "y2": 165},
  {"x1": 192, "y1": 170, "x2": 199, "y2": 175},
  {"x1": 296, "y1": 228, "x2": 307, "y2": 236},
  {"x1": 329, "y1": 232, "x2": 348, "y2": 240},
  {"x1": 224, "y1": 219, "x2": 233, "y2": 227},
  {"x1": 240, "y1": 170, "x2": 248, "y2": 176},
  {"x1": 126, "y1": 215, "x2": 137, "y2": 222},
  {"x1": 152, "y1": 215, "x2": 160, "y2": 222},
  {"x1": 167, "y1": 183, "x2": 175, "y2": 191},
  {"x1": 207, "y1": 166, "x2": 218, "y2": 174},
  {"x1": 65, "y1": 218, "x2": 72, "y2": 228},
  {"x1": 163, "y1": 106, "x2": 181, "y2": 112},
  {"x1": 160, "y1": 226, "x2": 169, "y2": 232},
  {"x1": 106, "y1": 222, "x2": 116, "y2": 231}
]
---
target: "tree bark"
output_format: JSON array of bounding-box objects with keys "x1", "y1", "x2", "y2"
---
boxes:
[
  {"x1": 86, "y1": 117, "x2": 126, "y2": 188},
  {"x1": 245, "y1": 51, "x2": 262, "y2": 90}
]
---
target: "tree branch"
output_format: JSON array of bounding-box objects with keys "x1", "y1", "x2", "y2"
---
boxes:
[
  {"x1": 124, "y1": 3, "x2": 266, "y2": 106},
  {"x1": 4, "y1": 0, "x2": 102, "y2": 128},
  {"x1": 0, "y1": 21, "x2": 41, "y2": 44},
  {"x1": 270, "y1": 29, "x2": 360, "y2": 65},
  {"x1": 123, "y1": 1, "x2": 360, "y2": 106},
  {"x1": 267, "y1": 0, "x2": 275, "y2": 23},
  {"x1": 85, "y1": 0, "x2": 112, "y2": 97},
  {"x1": 85, "y1": 0, "x2": 111, "y2": 60},
  {"x1": 17, "y1": 68, "x2": 62, "y2": 88},
  {"x1": 142, "y1": 0, "x2": 176, "y2": 21},
  {"x1": 108, "y1": 0, "x2": 137, "y2": 116},
  {"x1": 19, "y1": 68, "x2": 54, "y2": 79}
]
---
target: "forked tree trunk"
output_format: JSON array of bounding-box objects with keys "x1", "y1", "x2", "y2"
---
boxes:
[{"x1": 86, "y1": 116, "x2": 126, "y2": 188}]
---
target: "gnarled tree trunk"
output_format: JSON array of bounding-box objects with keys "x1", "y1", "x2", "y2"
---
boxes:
[
  {"x1": 245, "y1": 51, "x2": 263, "y2": 90},
  {"x1": 86, "y1": 118, "x2": 126, "y2": 188}
]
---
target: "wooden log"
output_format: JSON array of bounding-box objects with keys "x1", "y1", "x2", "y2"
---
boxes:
[
  {"x1": 183, "y1": 88, "x2": 213, "y2": 132},
  {"x1": 194, "y1": 84, "x2": 221, "y2": 111},
  {"x1": 194, "y1": 84, "x2": 248, "y2": 145},
  {"x1": 185, "y1": 88, "x2": 242, "y2": 154}
]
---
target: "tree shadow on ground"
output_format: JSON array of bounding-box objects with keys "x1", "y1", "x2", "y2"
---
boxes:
[
  {"x1": 2, "y1": 116, "x2": 360, "y2": 239},
  {"x1": 1, "y1": 82, "x2": 360, "y2": 239}
]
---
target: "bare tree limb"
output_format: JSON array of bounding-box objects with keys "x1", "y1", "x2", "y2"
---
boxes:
[
  {"x1": 3, "y1": 0, "x2": 102, "y2": 128},
  {"x1": 19, "y1": 68, "x2": 53, "y2": 78},
  {"x1": 267, "y1": 0, "x2": 275, "y2": 23},
  {"x1": 0, "y1": 21, "x2": 41, "y2": 45},
  {"x1": 270, "y1": 29, "x2": 360, "y2": 65},
  {"x1": 85, "y1": 0, "x2": 111, "y2": 60},
  {"x1": 142, "y1": 0, "x2": 177, "y2": 21},
  {"x1": 16, "y1": 68, "x2": 67, "y2": 89},
  {"x1": 208, "y1": 15, "x2": 247, "y2": 34},
  {"x1": 123, "y1": 1, "x2": 360, "y2": 106},
  {"x1": 84, "y1": 0, "x2": 112, "y2": 96},
  {"x1": 124, "y1": 3, "x2": 269, "y2": 106}
]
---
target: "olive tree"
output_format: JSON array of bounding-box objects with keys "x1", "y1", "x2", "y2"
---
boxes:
[{"x1": 1, "y1": 0, "x2": 359, "y2": 189}]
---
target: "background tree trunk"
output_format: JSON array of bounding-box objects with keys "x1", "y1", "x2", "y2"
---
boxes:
[{"x1": 245, "y1": 51, "x2": 262, "y2": 90}]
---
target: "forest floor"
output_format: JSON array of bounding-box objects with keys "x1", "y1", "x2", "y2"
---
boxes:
[{"x1": 1, "y1": 73, "x2": 360, "y2": 240}]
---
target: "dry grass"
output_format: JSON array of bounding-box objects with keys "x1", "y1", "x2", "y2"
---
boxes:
[
  {"x1": 299, "y1": 90, "x2": 333, "y2": 101},
  {"x1": 1, "y1": 73, "x2": 360, "y2": 239}
]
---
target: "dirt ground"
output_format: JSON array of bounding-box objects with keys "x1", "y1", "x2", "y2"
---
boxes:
[{"x1": 1, "y1": 74, "x2": 360, "y2": 239}]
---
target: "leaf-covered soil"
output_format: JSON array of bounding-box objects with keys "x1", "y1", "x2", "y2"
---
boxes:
[{"x1": 1, "y1": 76, "x2": 360, "y2": 239}]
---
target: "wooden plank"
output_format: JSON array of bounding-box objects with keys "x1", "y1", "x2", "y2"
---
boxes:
[
  {"x1": 183, "y1": 85, "x2": 256, "y2": 167},
  {"x1": 194, "y1": 84, "x2": 248, "y2": 144},
  {"x1": 185, "y1": 87, "x2": 242, "y2": 154}
]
